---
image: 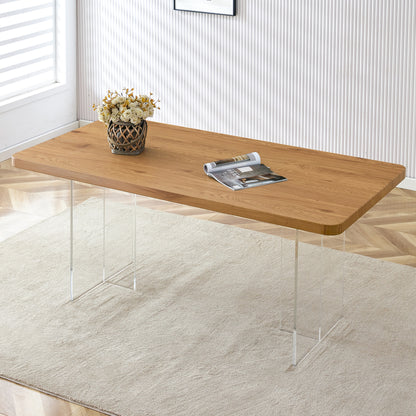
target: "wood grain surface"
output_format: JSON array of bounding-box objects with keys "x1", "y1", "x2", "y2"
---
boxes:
[{"x1": 12, "y1": 121, "x2": 405, "y2": 235}]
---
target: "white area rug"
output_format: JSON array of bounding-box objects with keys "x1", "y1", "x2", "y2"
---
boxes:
[{"x1": 0, "y1": 198, "x2": 416, "y2": 416}]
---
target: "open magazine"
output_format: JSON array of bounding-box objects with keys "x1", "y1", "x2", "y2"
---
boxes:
[{"x1": 203, "y1": 152, "x2": 287, "y2": 190}]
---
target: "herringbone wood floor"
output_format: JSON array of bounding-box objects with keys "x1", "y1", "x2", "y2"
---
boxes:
[{"x1": 0, "y1": 158, "x2": 415, "y2": 415}]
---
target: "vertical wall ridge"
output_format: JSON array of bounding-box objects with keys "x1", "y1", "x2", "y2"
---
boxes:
[{"x1": 78, "y1": 0, "x2": 416, "y2": 177}]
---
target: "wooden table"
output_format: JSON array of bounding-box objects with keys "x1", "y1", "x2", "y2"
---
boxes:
[
  {"x1": 13, "y1": 121, "x2": 405, "y2": 235},
  {"x1": 12, "y1": 121, "x2": 406, "y2": 365}
]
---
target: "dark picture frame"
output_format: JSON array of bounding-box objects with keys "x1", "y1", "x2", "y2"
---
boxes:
[{"x1": 174, "y1": 0, "x2": 236, "y2": 16}]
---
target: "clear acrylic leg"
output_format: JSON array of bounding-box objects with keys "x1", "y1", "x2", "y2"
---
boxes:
[
  {"x1": 103, "y1": 188, "x2": 137, "y2": 290},
  {"x1": 69, "y1": 182, "x2": 137, "y2": 301},
  {"x1": 70, "y1": 180, "x2": 74, "y2": 300},
  {"x1": 291, "y1": 229, "x2": 345, "y2": 366},
  {"x1": 69, "y1": 180, "x2": 105, "y2": 300},
  {"x1": 276, "y1": 226, "x2": 345, "y2": 366}
]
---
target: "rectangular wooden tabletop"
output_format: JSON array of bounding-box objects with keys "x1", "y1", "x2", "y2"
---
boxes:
[{"x1": 12, "y1": 121, "x2": 405, "y2": 235}]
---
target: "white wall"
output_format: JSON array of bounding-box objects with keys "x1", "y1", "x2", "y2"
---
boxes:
[{"x1": 78, "y1": 0, "x2": 416, "y2": 178}]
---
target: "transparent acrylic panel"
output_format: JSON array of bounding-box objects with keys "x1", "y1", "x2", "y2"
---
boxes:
[
  {"x1": 70, "y1": 181, "x2": 105, "y2": 300},
  {"x1": 296, "y1": 230, "x2": 326, "y2": 341},
  {"x1": 102, "y1": 188, "x2": 136, "y2": 290},
  {"x1": 293, "y1": 230, "x2": 345, "y2": 365},
  {"x1": 275, "y1": 226, "x2": 296, "y2": 334},
  {"x1": 319, "y1": 233, "x2": 345, "y2": 337},
  {"x1": 275, "y1": 226, "x2": 345, "y2": 366},
  {"x1": 70, "y1": 183, "x2": 137, "y2": 300}
]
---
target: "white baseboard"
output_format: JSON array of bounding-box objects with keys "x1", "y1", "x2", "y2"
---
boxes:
[
  {"x1": 79, "y1": 119, "x2": 93, "y2": 127},
  {"x1": 397, "y1": 177, "x2": 416, "y2": 191},
  {"x1": 0, "y1": 121, "x2": 80, "y2": 162}
]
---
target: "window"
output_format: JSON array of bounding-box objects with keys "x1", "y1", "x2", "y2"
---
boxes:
[
  {"x1": 0, "y1": 0, "x2": 56, "y2": 102},
  {"x1": 0, "y1": 0, "x2": 76, "y2": 159}
]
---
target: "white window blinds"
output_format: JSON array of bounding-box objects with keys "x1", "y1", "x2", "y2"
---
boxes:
[{"x1": 0, "y1": 0, "x2": 56, "y2": 101}]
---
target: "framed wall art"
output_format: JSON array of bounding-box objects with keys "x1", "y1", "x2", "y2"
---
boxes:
[{"x1": 174, "y1": 0, "x2": 236, "y2": 16}]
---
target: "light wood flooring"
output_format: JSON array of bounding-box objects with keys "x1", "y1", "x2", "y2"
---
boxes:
[{"x1": 0, "y1": 158, "x2": 415, "y2": 415}]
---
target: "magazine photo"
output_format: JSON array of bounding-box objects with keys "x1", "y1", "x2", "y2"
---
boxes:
[{"x1": 203, "y1": 152, "x2": 287, "y2": 190}]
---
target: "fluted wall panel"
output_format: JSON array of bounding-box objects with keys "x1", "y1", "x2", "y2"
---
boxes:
[{"x1": 78, "y1": 0, "x2": 416, "y2": 177}]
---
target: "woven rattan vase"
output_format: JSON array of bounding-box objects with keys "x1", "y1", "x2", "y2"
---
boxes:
[{"x1": 107, "y1": 120, "x2": 148, "y2": 155}]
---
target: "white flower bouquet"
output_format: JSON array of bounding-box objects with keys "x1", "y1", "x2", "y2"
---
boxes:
[{"x1": 93, "y1": 88, "x2": 159, "y2": 126}]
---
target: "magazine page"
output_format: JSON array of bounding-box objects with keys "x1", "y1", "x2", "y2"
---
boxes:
[
  {"x1": 203, "y1": 152, "x2": 261, "y2": 174},
  {"x1": 204, "y1": 153, "x2": 287, "y2": 191}
]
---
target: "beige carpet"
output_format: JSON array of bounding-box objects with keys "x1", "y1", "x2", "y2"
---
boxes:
[{"x1": 0, "y1": 198, "x2": 416, "y2": 416}]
